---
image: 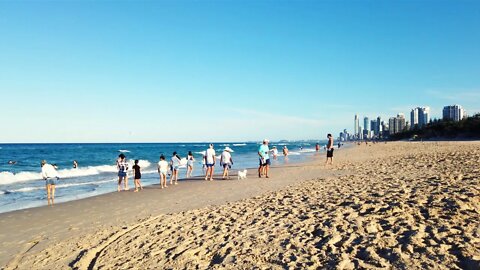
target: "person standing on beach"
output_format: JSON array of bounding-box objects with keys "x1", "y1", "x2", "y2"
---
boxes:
[
  {"x1": 204, "y1": 144, "x2": 216, "y2": 181},
  {"x1": 157, "y1": 155, "x2": 169, "y2": 189},
  {"x1": 258, "y1": 139, "x2": 270, "y2": 178},
  {"x1": 271, "y1": 146, "x2": 278, "y2": 160},
  {"x1": 41, "y1": 160, "x2": 60, "y2": 206},
  {"x1": 326, "y1": 134, "x2": 334, "y2": 165},
  {"x1": 220, "y1": 147, "x2": 234, "y2": 180},
  {"x1": 170, "y1": 152, "x2": 181, "y2": 185},
  {"x1": 117, "y1": 154, "x2": 129, "y2": 191},
  {"x1": 186, "y1": 151, "x2": 195, "y2": 178},
  {"x1": 132, "y1": 160, "x2": 143, "y2": 192}
]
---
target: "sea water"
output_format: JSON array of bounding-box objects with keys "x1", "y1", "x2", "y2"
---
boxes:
[{"x1": 0, "y1": 141, "x2": 327, "y2": 213}]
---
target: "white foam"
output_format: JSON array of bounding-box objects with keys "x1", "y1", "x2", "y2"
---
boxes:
[
  {"x1": 298, "y1": 149, "x2": 316, "y2": 153},
  {"x1": 4, "y1": 179, "x2": 117, "y2": 193},
  {"x1": 219, "y1": 144, "x2": 230, "y2": 147},
  {"x1": 118, "y1": 149, "x2": 130, "y2": 153},
  {"x1": 233, "y1": 143, "x2": 247, "y2": 146},
  {"x1": 0, "y1": 160, "x2": 151, "y2": 186},
  {"x1": 285, "y1": 151, "x2": 301, "y2": 156}
]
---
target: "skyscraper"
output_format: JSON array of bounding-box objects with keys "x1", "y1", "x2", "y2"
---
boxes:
[
  {"x1": 354, "y1": 114, "x2": 360, "y2": 139},
  {"x1": 376, "y1": 116, "x2": 382, "y2": 136},
  {"x1": 364, "y1": 117, "x2": 369, "y2": 132},
  {"x1": 443, "y1": 105, "x2": 465, "y2": 122},
  {"x1": 389, "y1": 113, "x2": 406, "y2": 135},
  {"x1": 411, "y1": 108, "x2": 419, "y2": 128},
  {"x1": 411, "y1": 107, "x2": 430, "y2": 128}
]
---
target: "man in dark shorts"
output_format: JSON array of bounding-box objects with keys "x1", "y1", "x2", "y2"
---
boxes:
[{"x1": 326, "y1": 134, "x2": 334, "y2": 165}]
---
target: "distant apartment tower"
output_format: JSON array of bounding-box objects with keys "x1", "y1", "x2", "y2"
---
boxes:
[
  {"x1": 354, "y1": 114, "x2": 360, "y2": 139},
  {"x1": 363, "y1": 117, "x2": 370, "y2": 139},
  {"x1": 376, "y1": 116, "x2": 382, "y2": 135},
  {"x1": 443, "y1": 105, "x2": 466, "y2": 122},
  {"x1": 411, "y1": 107, "x2": 430, "y2": 128},
  {"x1": 389, "y1": 113, "x2": 406, "y2": 135}
]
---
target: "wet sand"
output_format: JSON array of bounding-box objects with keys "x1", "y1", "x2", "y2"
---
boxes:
[{"x1": 1, "y1": 141, "x2": 479, "y2": 269}]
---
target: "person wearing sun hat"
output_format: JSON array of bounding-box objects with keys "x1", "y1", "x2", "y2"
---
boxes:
[
  {"x1": 258, "y1": 139, "x2": 270, "y2": 178},
  {"x1": 41, "y1": 160, "x2": 60, "y2": 206},
  {"x1": 220, "y1": 147, "x2": 234, "y2": 180}
]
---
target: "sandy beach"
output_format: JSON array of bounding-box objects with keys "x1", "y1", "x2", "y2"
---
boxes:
[{"x1": 1, "y1": 141, "x2": 479, "y2": 269}]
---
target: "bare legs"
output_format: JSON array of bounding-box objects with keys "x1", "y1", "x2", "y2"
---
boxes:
[
  {"x1": 186, "y1": 165, "x2": 193, "y2": 178},
  {"x1": 170, "y1": 169, "x2": 179, "y2": 185},
  {"x1": 222, "y1": 165, "x2": 230, "y2": 180},
  {"x1": 124, "y1": 174, "x2": 129, "y2": 190},
  {"x1": 134, "y1": 178, "x2": 142, "y2": 192},
  {"x1": 205, "y1": 166, "x2": 214, "y2": 181},
  {"x1": 160, "y1": 173, "x2": 167, "y2": 189},
  {"x1": 46, "y1": 184, "x2": 55, "y2": 206},
  {"x1": 118, "y1": 176, "x2": 125, "y2": 192}
]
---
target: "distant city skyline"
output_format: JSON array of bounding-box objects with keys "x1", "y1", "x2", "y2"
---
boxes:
[{"x1": 0, "y1": 1, "x2": 479, "y2": 142}]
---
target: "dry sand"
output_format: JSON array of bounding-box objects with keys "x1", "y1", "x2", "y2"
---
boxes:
[{"x1": 1, "y1": 142, "x2": 479, "y2": 269}]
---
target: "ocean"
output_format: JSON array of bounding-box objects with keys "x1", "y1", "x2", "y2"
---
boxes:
[{"x1": 0, "y1": 141, "x2": 327, "y2": 213}]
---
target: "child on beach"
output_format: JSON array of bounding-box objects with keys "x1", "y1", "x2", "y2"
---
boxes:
[
  {"x1": 170, "y1": 152, "x2": 181, "y2": 185},
  {"x1": 157, "y1": 155, "x2": 168, "y2": 189},
  {"x1": 132, "y1": 160, "x2": 143, "y2": 192},
  {"x1": 186, "y1": 151, "x2": 195, "y2": 178}
]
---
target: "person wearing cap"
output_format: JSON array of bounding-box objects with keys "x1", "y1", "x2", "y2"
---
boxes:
[
  {"x1": 258, "y1": 139, "x2": 270, "y2": 178},
  {"x1": 41, "y1": 160, "x2": 60, "y2": 206},
  {"x1": 270, "y1": 146, "x2": 278, "y2": 160},
  {"x1": 220, "y1": 147, "x2": 234, "y2": 180},
  {"x1": 204, "y1": 144, "x2": 216, "y2": 181}
]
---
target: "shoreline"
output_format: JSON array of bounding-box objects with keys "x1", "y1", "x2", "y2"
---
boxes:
[{"x1": 0, "y1": 149, "x2": 338, "y2": 267}]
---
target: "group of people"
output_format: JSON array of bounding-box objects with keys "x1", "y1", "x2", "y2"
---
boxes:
[{"x1": 39, "y1": 135, "x2": 336, "y2": 206}]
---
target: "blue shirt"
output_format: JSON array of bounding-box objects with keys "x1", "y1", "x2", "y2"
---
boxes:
[{"x1": 259, "y1": 144, "x2": 270, "y2": 160}]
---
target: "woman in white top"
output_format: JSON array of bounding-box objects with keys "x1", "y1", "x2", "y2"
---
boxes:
[
  {"x1": 41, "y1": 160, "x2": 60, "y2": 206},
  {"x1": 186, "y1": 151, "x2": 195, "y2": 178},
  {"x1": 220, "y1": 147, "x2": 234, "y2": 180},
  {"x1": 170, "y1": 152, "x2": 181, "y2": 185}
]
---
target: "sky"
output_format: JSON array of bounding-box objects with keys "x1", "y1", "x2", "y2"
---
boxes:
[{"x1": 0, "y1": 0, "x2": 479, "y2": 143}]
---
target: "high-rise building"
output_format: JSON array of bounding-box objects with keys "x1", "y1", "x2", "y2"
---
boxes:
[
  {"x1": 376, "y1": 116, "x2": 382, "y2": 135},
  {"x1": 370, "y1": 120, "x2": 377, "y2": 132},
  {"x1": 419, "y1": 107, "x2": 430, "y2": 127},
  {"x1": 411, "y1": 108, "x2": 419, "y2": 128},
  {"x1": 443, "y1": 105, "x2": 466, "y2": 122},
  {"x1": 411, "y1": 107, "x2": 430, "y2": 129},
  {"x1": 354, "y1": 114, "x2": 360, "y2": 139},
  {"x1": 364, "y1": 117, "x2": 369, "y2": 132},
  {"x1": 389, "y1": 114, "x2": 406, "y2": 135}
]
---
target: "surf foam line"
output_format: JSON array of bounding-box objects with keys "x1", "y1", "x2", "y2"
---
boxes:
[{"x1": 0, "y1": 160, "x2": 151, "y2": 185}]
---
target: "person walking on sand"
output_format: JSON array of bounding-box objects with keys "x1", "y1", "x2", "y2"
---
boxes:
[
  {"x1": 258, "y1": 139, "x2": 270, "y2": 178},
  {"x1": 326, "y1": 134, "x2": 334, "y2": 165},
  {"x1": 204, "y1": 144, "x2": 216, "y2": 181},
  {"x1": 132, "y1": 160, "x2": 143, "y2": 192},
  {"x1": 220, "y1": 147, "x2": 234, "y2": 180},
  {"x1": 41, "y1": 160, "x2": 60, "y2": 206},
  {"x1": 117, "y1": 154, "x2": 129, "y2": 191},
  {"x1": 186, "y1": 151, "x2": 195, "y2": 178},
  {"x1": 157, "y1": 155, "x2": 169, "y2": 189},
  {"x1": 170, "y1": 152, "x2": 181, "y2": 185}
]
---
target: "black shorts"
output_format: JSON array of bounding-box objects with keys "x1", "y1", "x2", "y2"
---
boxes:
[
  {"x1": 259, "y1": 158, "x2": 271, "y2": 166},
  {"x1": 327, "y1": 149, "x2": 334, "y2": 157}
]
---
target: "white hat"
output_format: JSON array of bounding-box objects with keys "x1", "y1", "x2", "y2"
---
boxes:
[
  {"x1": 224, "y1": 147, "x2": 234, "y2": 152},
  {"x1": 263, "y1": 139, "x2": 270, "y2": 143}
]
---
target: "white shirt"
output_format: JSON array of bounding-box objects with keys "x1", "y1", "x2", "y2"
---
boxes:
[
  {"x1": 158, "y1": 160, "x2": 169, "y2": 173},
  {"x1": 206, "y1": 148, "x2": 216, "y2": 164},
  {"x1": 221, "y1": 151, "x2": 232, "y2": 164},
  {"x1": 41, "y1": 164, "x2": 59, "y2": 179},
  {"x1": 272, "y1": 149, "x2": 278, "y2": 156},
  {"x1": 171, "y1": 156, "x2": 181, "y2": 167}
]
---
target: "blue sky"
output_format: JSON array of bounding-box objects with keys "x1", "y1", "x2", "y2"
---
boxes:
[{"x1": 0, "y1": 1, "x2": 479, "y2": 142}]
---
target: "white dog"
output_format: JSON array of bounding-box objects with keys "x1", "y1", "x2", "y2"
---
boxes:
[{"x1": 237, "y1": 169, "x2": 247, "y2": 180}]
